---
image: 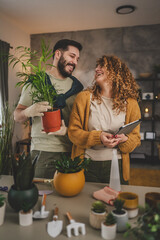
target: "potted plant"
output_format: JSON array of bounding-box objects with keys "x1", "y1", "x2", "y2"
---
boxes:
[
  {"x1": 89, "y1": 200, "x2": 107, "y2": 229},
  {"x1": 111, "y1": 198, "x2": 128, "y2": 232},
  {"x1": 0, "y1": 103, "x2": 14, "y2": 175},
  {"x1": 0, "y1": 194, "x2": 6, "y2": 226},
  {"x1": 53, "y1": 153, "x2": 91, "y2": 197},
  {"x1": 8, "y1": 40, "x2": 60, "y2": 132},
  {"x1": 101, "y1": 212, "x2": 117, "y2": 240},
  {"x1": 124, "y1": 203, "x2": 160, "y2": 240},
  {"x1": 153, "y1": 64, "x2": 160, "y2": 78},
  {"x1": 8, "y1": 152, "x2": 39, "y2": 224}
]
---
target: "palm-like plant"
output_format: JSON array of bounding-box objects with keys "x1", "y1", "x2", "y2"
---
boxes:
[
  {"x1": 0, "y1": 103, "x2": 14, "y2": 175},
  {"x1": 55, "y1": 153, "x2": 91, "y2": 173},
  {"x1": 8, "y1": 40, "x2": 57, "y2": 109}
]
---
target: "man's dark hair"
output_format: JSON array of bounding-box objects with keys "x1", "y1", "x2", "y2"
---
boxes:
[{"x1": 53, "y1": 39, "x2": 82, "y2": 59}]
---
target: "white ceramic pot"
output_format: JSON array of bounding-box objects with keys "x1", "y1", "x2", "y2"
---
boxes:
[
  {"x1": 89, "y1": 210, "x2": 107, "y2": 229},
  {"x1": 125, "y1": 207, "x2": 139, "y2": 219},
  {"x1": 112, "y1": 209, "x2": 128, "y2": 232},
  {"x1": 19, "y1": 209, "x2": 33, "y2": 226},
  {"x1": 101, "y1": 222, "x2": 117, "y2": 240},
  {"x1": 0, "y1": 202, "x2": 6, "y2": 226}
]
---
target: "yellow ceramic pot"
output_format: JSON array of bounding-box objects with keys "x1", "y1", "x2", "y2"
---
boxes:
[
  {"x1": 118, "y1": 192, "x2": 138, "y2": 209},
  {"x1": 53, "y1": 170, "x2": 85, "y2": 197}
]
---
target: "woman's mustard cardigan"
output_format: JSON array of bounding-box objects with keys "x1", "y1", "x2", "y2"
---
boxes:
[{"x1": 68, "y1": 91, "x2": 141, "y2": 181}]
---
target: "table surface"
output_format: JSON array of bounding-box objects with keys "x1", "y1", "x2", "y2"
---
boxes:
[{"x1": 0, "y1": 175, "x2": 160, "y2": 240}]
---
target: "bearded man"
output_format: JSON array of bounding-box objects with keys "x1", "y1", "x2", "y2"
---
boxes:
[{"x1": 14, "y1": 39, "x2": 83, "y2": 178}]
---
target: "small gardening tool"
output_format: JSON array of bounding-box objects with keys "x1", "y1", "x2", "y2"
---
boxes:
[
  {"x1": 47, "y1": 207, "x2": 63, "y2": 238},
  {"x1": 66, "y1": 212, "x2": 86, "y2": 238},
  {"x1": 33, "y1": 193, "x2": 49, "y2": 219},
  {"x1": 33, "y1": 178, "x2": 54, "y2": 184}
]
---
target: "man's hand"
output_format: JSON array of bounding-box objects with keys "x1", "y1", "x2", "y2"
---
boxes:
[
  {"x1": 23, "y1": 102, "x2": 52, "y2": 118},
  {"x1": 41, "y1": 120, "x2": 67, "y2": 136}
]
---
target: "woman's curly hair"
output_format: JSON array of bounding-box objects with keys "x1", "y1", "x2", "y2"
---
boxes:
[{"x1": 90, "y1": 55, "x2": 140, "y2": 114}]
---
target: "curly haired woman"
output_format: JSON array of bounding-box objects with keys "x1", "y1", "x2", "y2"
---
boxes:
[{"x1": 68, "y1": 55, "x2": 141, "y2": 184}]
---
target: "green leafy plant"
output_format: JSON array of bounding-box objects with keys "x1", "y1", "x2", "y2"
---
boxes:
[
  {"x1": 113, "y1": 198, "x2": 125, "y2": 214},
  {"x1": 8, "y1": 40, "x2": 57, "y2": 109},
  {"x1": 124, "y1": 203, "x2": 160, "y2": 240},
  {"x1": 91, "y1": 200, "x2": 106, "y2": 213},
  {"x1": 0, "y1": 103, "x2": 14, "y2": 175},
  {"x1": 12, "y1": 152, "x2": 39, "y2": 190},
  {"x1": 104, "y1": 212, "x2": 116, "y2": 226},
  {"x1": 0, "y1": 194, "x2": 5, "y2": 207},
  {"x1": 55, "y1": 153, "x2": 91, "y2": 173}
]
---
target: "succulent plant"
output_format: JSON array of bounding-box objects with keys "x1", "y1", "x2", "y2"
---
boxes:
[
  {"x1": 12, "y1": 152, "x2": 39, "y2": 190},
  {"x1": 104, "y1": 212, "x2": 116, "y2": 226},
  {"x1": 113, "y1": 198, "x2": 125, "y2": 214},
  {"x1": 91, "y1": 200, "x2": 106, "y2": 213},
  {"x1": 55, "y1": 153, "x2": 91, "y2": 173},
  {"x1": 0, "y1": 194, "x2": 5, "y2": 207}
]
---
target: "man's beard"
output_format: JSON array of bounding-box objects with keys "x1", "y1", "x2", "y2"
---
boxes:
[{"x1": 58, "y1": 55, "x2": 75, "y2": 78}]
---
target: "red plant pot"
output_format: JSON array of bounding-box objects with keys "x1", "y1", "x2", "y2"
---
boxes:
[{"x1": 42, "y1": 109, "x2": 61, "y2": 133}]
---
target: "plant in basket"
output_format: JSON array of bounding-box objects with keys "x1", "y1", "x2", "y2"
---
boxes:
[
  {"x1": 89, "y1": 200, "x2": 107, "y2": 229},
  {"x1": 8, "y1": 40, "x2": 61, "y2": 133},
  {"x1": 53, "y1": 153, "x2": 91, "y2": 197}
]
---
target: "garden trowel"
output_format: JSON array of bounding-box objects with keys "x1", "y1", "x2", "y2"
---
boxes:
[{"x1": 47, "y1": 207, "x2": 63, "y2": 238}]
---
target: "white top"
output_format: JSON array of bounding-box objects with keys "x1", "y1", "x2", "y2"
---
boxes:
[{"x1": 85, "y1": 96, "x2": 125, "y2": 160}]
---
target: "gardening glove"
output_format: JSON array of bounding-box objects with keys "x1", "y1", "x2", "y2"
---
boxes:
[
  {"x1": 41, "y1": 120, "x2": 67, "y2": 136},
  {"x1": 24, "y1": 102, "x2": 52, "y2": 118},
  {"x1": 93, "y1": 186, "x2": 120, "y2": 206}
]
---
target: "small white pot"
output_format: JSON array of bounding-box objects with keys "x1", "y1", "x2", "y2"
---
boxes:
[
  {"x1": 112, "y1": 209, "x2": 128, "y2": 232},
  {"x1": 101, "y1": 222, "x2": 117, "y2": 240},
  {"x1": 89, "y1": 210, "x2": 107, "y2": 229},
  {"x1": 0, "y1": 202, "x2": 6, "y2": 226},
  {"x1": 19, "y1": 209, "x2": 33, "y2": 226},
  {"x1": 125, "y1": 207, "x2": 139, "y2": 219}
]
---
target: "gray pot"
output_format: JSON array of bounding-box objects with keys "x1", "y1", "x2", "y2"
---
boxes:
[{"x1": 111, "y1": 209, "x2": 128, "y2": 232}]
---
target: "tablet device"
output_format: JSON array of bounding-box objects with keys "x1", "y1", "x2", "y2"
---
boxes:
[{"x1": 114, "y1": 119, "x2": 142, "y2": 135}]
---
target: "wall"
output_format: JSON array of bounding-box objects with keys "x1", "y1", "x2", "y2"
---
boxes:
[
  {"x1": 0, "y1": 13, "x2": 30, "y2": 148},
  {"x1": 31, "y1": 24, "x2": 160, "y2": 159},
  {"x1": 31, "y1": 24, "x2": 160, "y2": 88}
]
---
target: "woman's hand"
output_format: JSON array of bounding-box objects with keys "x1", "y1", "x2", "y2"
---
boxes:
[
  {"x1": 100, "y1": 132, "x2": 119, "y2": 148},
  {"x1": 115, "y1": 134, "x2": 128, "y2": 143}
]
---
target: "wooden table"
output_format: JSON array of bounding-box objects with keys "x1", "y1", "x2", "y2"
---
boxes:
[{"x1": 0, "y1": 175, "x2": 160, "y2": 240}]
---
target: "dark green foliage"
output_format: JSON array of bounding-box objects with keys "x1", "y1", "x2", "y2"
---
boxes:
[
  {"x1": 8, "y1": 40, "x2": 57, "y2": 108},
  {"x1": 0, "y1": 194, "x2": 5, "y2": 207},
  {"x1": 55, "y1": 153, "x2": 91, "y2": 173},
  {"x1": 124, "y1": 203, "x2": 160, "y2": 240},
  {"x1": 104, "y1": 212, "x2": 116, "y2": 226},
  {"x1": 91, "y1": 200, "x2": 106, "y2": 213},
  {"x1": 12, "y1": 152, "x2": 38, "y2": 190},
  {"x1": 113, "y1": 198, "x2": 125, "y2": 214},
  {"x1": 0, "y1": 103, "x2": 14, "y2": 175}
]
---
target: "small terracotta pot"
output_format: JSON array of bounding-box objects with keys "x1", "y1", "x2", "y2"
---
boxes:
[
  {"x1": 0, "y1": 202, "x2": 6, "y2": 226},
  {"x1": 53, "y1": 170, "x2": 85, "y2": 197},
  {"x1": 101, "y1": 222, "x2": 117, "y2": 240},
  {"x1": 42, "y1": 109, "x2": 61, "y2": 133},
  {"x1": 19, "y1": 209, "x2": 33, "y2": 226},
  {"x1": 89, "y1": 210, "x2": 107, "y2": 229}
]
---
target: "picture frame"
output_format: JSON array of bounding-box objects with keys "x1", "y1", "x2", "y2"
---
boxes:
[
  {"x1": 145, "y1": 131, "x2": 156, "y2": 140},
  {"x1": 142, "y1": 92, "x2": 154, "y2": 100}
]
